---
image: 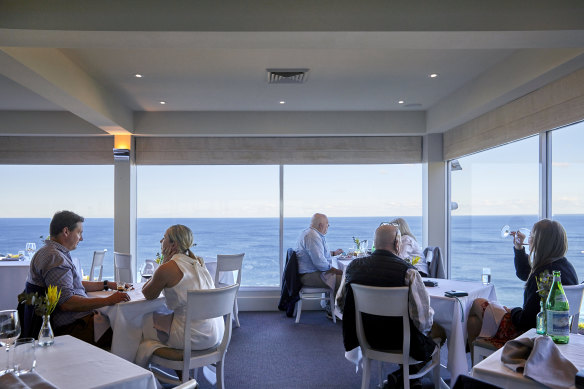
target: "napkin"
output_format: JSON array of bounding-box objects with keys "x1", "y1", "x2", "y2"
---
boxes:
[
  {"x1": 478, "y1": 301, "x2": 507, "y2": 338},
  {"x1": 153, "y1": 307, "x2": 174, "y2": 343},
  {"x1": 0, "y1": 372, "x2": 58, "y2": 389},
  {"x1": 501, "y1": 335, "x2": 578, "y2": 389}
]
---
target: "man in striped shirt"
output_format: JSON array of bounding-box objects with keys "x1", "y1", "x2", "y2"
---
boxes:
[{"x1": 26, "y1": 210, "x2": 129, "y2": 348}]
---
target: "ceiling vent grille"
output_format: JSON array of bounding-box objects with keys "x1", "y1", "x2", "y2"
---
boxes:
[{"x1": 267, "y1": 69, "x2": 309, "y2": 84}]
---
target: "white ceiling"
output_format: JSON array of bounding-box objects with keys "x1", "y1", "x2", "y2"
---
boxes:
[{"x1": 1, "y1": 1, "x2": 584, "y2": 137}]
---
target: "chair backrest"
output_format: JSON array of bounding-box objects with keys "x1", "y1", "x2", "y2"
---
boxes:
[
  {"x1": 114, "y1": 252, "x2": 133, "y2": 282},
  {"x1": 351, "y1": 284, "x2": 410, "y2": 365},
  {"x1": 423, "y1": 246, "x2": 445, "y2": 279},
  {"x1": 564, "y1": 283, "x2": 584, "y2": 333},
  {"x1": 89, "y1": 249, "x2": 107, "y2": 281},
  {"x1": 215, "y1": 253, "x2": 244, "y2": 286},
  {"x1": 20, "y1": 282, "x2": 48, "y2": 338},
  {"x1": 182, "y1": 284, "x2": 240, "y2": 368}
]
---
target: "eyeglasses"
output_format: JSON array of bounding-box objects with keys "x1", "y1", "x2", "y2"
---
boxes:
[{"x1": 379, "y1": 222, "x2": 400, "y2": 228}]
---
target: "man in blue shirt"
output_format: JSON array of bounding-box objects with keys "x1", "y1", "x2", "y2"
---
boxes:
[{"x1": 296, "y1": 213, "x2": 344, "y2": 298}]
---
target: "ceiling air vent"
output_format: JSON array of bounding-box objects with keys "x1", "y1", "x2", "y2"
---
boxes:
[{"x1": 267, "y1": 69, "x2": 309, "y2": 84}]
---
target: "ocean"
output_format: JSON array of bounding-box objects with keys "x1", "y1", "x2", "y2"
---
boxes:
[{"x1": 1, "y1": 215, "x2": 583, "y2": 308}]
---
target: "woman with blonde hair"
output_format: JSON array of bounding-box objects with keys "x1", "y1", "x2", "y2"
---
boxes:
[
  {"x1": 390, "y1": 217, "x2": 428, "y2": 276},
  {"x1": 136, "y1": 224, "x2": 224, "y2": 367},
  {"x1": 467, "y1": 219, "x2": 578, "y2": 347}
]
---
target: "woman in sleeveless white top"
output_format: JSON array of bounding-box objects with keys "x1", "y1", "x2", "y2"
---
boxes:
[{"x1": 135, "y1": 225, "x2": 224, "y2": 367}]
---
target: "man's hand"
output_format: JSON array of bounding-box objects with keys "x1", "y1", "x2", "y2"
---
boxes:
[
  {"x1": 332, "y1": 248, "x2": 343, "y2": 256},
  {"x1": 106, "y1": 291, "x2": 130, "y2": 305},
  {"x1": 327, "y1": 267, "x2": 343, "y2": 276}
]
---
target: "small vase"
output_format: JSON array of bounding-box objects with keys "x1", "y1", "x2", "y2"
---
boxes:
[
  {"x1": 38, "y1": 314, "x2": 54, "y2": 347},
  {"x1": 536, "y1": 300, "x2": 546, "y2": 335}
]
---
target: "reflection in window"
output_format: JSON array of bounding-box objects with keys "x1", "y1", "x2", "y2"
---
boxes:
[
  {"x1": 551, "y1": 121, "x2": 584, "y2": 284},
  {"x1": 137, "y1": 165, "x2": 280, "y2": 286},
  {"x1": 283, "y1": 164, "x2": 423, "y2": 259},
  {"x1": 0, "y1": 165, "x2": 114, "y2": 278},
  {"x1": 450, "y1": 136, "x2": 539, "y2": 307}
]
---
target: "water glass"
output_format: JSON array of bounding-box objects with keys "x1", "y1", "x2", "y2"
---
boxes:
[
  {"x1": 13, "y1": 338, "x2": 35, "y2": 375},
  {"x1": 17, "y1": 251, "x2": 25, "y2": 261},
  {"x1": 482, "y1": 267, "x2": 491, "y2": 285}
]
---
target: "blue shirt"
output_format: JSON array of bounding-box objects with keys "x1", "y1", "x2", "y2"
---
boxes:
[
  {"x1": 296, "y1": 227, "x2": 332, "y2": 274},
  {"x1": 27, "y1": 240, "x2": 89, "y2": 328}
]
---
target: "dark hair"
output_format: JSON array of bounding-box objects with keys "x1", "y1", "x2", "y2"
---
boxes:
[{"x1": 50, "y1": 210, "x2": 85, "y2": 236}]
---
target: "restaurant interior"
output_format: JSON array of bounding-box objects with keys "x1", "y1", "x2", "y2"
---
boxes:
[{"x1": 1, "y1": 1, "x2": 584, "y2": 388}]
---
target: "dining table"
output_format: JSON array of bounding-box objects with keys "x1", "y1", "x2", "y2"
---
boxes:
[
  {"x1": 0, "y1": 259, "x2": 31, "y2": 310},
  {"x1": 32, "y1": 335, "x2": 158, "y2": 388},
  {"x1": 334, "y1": 256, "x2": 497, "y2": 382},
  {"x1": 472, "y1": 328, "x2": 584, "y2": 388}
]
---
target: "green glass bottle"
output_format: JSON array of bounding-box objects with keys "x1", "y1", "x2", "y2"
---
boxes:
[{"x1": 545, "y1": 270, "x2": 570, "y2": 344}]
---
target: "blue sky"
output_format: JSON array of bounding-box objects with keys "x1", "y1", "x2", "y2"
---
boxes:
[{"x1": 1, "y1": 121, "x2": 582, "y2": 218}]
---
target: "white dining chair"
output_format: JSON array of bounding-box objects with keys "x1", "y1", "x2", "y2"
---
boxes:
[
  {"x1": 215, "y1": 253, "x2": 244, "y2": 327},
  {"x1": 89, "y1": 249, "x2": 107, "y2": 281},
  {"x1": 148, "y1": 284, "x2": 239, "y2": 388},
  {"x1": 296, "y1": 286, "x2": 336, "y2": 324},
  {"x1": 351, "y1": 284, "x2": 442, "y2": 389},
  {"x1": 564, "y1": 283, "x2": 584, "y2": 334},
  {"x1": 114, "y1": 252, "x2": 133, "y2": 283}
]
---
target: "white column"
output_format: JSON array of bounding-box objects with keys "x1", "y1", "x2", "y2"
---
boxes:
[
  {"x1": 114, "y1": 141, "x2": 137, "y2": 281},
  {"x1": 422, "y1": 133, "x2": 449, "y2": 277}
]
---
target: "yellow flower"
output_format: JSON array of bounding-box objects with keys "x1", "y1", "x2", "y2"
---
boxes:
[
  {"x1": 46, "y1": 285, "x2": 61, "y2": 316},
  {"x1": 412, "y1": 256, "x2": 421, "y2": 265}
]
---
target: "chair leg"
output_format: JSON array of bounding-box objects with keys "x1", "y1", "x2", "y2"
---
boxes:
[
  {"x1": 403, "y1": 364, "x2": 410, "y2": 389},
  {"x1": 295, "y1": 299, "x2": 303, "y2": 323},
  {"x1": 234, "y1": 299, "x2": 240, "y2": 328},
  {"x1": 361, "y1": 357, "x2": 371, "y2": 389},
  {"x1": 432, "y1": 354, "x2": 441, "y2": 389},
  {"x1": 329, "y1": 291, "x2": 336, "y2": 323},
  {"x1": 378, "y1": 360, "x2": 383, "y2": 387},
  {"x1": 216, "y1": 360, "x2": 224, "y2": 389}
]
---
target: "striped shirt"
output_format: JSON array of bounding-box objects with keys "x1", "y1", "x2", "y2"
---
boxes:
[{"x1": 27, "y1": 240, "x2": 90, "y2": 328}]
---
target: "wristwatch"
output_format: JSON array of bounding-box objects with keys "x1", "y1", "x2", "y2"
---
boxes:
[{"x1": 103, "y1": 280, "x2": 109, "y2": 291}]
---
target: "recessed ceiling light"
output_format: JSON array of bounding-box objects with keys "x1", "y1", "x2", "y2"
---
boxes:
[
  {"x1": 398, "y1": 100, "x2": 405, "y2": 104},
  {"x1": 279, "y1": 101, "x2": 286, "y2": 104},
  {"x1": 159, "y1": 101, "x2": 166, "y2": 105},
  {"x1": 429, "y1": 73, "x2": 438, "y2": 78},
  {"x1": 134, "y1": 74, "x2": 143, "y2": 78}
]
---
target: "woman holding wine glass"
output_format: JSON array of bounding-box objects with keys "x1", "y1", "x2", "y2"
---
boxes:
[{"x1": 467, "y1": 219, "x2": 579, "y2": 347}]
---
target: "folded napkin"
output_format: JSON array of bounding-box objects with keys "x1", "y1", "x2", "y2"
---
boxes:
[
  {"x1": 501, "y1": 335, "x2": 578, "y2": 389},
  {"x1": 0, "y1": 372, "x2": 58, "y2": 389},
  {"x1": 479, "y1": 301, "x2": 507, "y2": 338}
]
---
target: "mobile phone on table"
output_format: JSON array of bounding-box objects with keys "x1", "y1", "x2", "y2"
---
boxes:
[
  {"x1": 444, "y1": 290, "x2": 468, "y2": 298},
  {"x1": 423, "y1": 280, "x2": 438, "y2": 287}
]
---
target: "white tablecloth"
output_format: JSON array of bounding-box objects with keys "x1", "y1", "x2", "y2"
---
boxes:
[
  {"x1": 472, "y1": 328, "x2": 584, "y2": 388},
  {"x1": 33, "y1": 335, "x2": 157, "y2": 389},
  {"x1": 425, "y1": 278, "x2": 497, "y2": 381},
  {"x1": 0, "y1": 260, "x2": 30, "y2": 310},
  {"x1": 91, "y1": 284, "x2": 166, "y2": 362}
]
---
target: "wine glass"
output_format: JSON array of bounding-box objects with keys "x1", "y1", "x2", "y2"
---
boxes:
[
  {"x1": 140, "y1": 262, "x2": 154, "y2": 281},
  {"x1": 25, "y1": 243, "x2": 36, "y2": 260},
  {"x1": 0, "y1": 309, "x2": 21, "y2": 374},
  {"x1": 500, "y1": 225, "x2": 531, "y2": 245}
]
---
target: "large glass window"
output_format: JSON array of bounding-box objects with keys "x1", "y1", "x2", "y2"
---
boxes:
[
  {"x1": 137, "y1": 165, "x2": 280, "y2": 287},
  {"x1": 0, "y1": 165, "x2": 114, "y2": 277},
  {"x1": 551, "y1": 121, "x2": 584, "y2": 284},
  {"x1": 450, "y1": 136, "x2": 539, "y2": 307},
  {"x1": 283, "y1": 164, "x2": 423, "y2": 259}
]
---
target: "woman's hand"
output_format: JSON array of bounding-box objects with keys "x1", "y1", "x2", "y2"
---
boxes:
[{"x1": 511, "y1": 230, "x2": 525, "y2": 249}]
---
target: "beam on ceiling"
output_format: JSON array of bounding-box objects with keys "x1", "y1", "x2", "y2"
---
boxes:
[
  {"x1": 0, "y1": 111, "x2": 105, "y2": 136},
  {"x1": 0, "y1": 47, "x2": 133, "y2": 135},
  {"x1": 427, "y1": 49, "x2": 584, "y2": 133},
  {"x1": 133, "y1": 111, "x2": 426, "y2": 137}
]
